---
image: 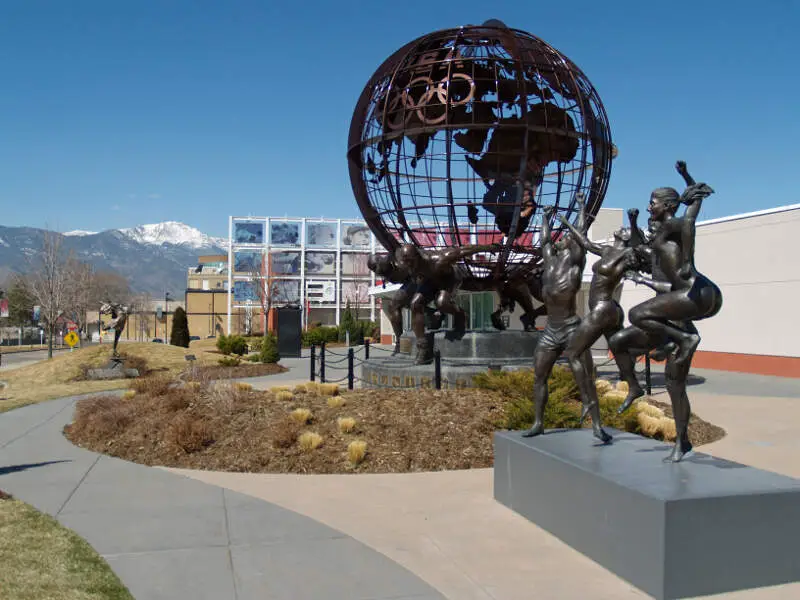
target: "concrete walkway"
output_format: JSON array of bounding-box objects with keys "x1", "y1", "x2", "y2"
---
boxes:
[
  {"x1": 169, "y1": 389, "x2": 800, "y2": 600},
  {"x1": 0, "y1": 394, "x2": 444, "y2": 600}
]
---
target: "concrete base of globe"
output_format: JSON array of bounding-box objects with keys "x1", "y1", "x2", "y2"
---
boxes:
[
  {"x1": 362, "y1": 330, "x2": 539, "y2": 389},
  {"x1": 86, "y1": 357, "x2": 140, "y2": 380},
  {"x1": 493, "y1": 429, "x2": 800, "y2": 600}
]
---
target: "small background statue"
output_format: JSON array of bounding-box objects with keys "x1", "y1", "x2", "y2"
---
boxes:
[{"x1": 100, "y1": 302, "x2": 129, "y2": 358}]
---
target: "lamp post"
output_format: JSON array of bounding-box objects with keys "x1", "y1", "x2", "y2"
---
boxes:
[{"x1": 165, "y1": 292, "x2": 172, "y2": 343}]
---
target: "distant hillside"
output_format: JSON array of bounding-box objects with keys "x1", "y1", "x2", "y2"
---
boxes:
[{"x1": 0, "y1": 222, "x2": 227, "y2": 295}]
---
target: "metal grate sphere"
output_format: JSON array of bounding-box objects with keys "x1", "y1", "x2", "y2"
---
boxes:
[{"x1": 347, "y1": 19, "x2": 615, "y2": 283}]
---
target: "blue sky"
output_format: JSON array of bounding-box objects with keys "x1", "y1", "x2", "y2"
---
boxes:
[{"x1": 1, "y1": 0, "x2": 798, "y2": 238}]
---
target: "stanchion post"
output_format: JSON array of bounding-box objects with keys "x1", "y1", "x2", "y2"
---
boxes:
[
  {"x1": 347, "y1": 347, "x2": 354, "y2": 390},
  {"x1": 645, "y1": 354, "x2": 652, "y2": 396},
  {"x1": 320, "y1": 342, "x2": 326, "y2": 383},
  {"x1": 364, "y1": 339, "x2": 370, "y2": 360},
  {"x1": 310, "y1": 345, "x2": 316, "y2": 382},
  {"x1": 434, "y1": 350, "x2": 442, "y2": 390}
]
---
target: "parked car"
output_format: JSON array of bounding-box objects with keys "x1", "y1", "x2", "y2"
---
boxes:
[{"x1": 151, "y1": 338, "x2": 164, "y2": 343}]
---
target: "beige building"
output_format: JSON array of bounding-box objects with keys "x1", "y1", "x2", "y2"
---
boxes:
[{"x1": 617, "y1": 203, "x2": 800, "y2": 377}]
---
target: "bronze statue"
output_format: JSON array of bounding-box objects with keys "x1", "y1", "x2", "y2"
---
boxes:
[
  {"x1": 394, "y1": 243, "x2": 497, "y2": 364},
  {"x1": 555, "y1": 211, "x2": 642, "y2": 418},
  {"x1": 522, "y1": 194, "x2": 612, "y2": 443},
  {"x1": 367, "y1": 253, "x2": 441, "y2": 355},
  {"x1": 489, "y1": 268, "x2": 547, "y2": 332},
  {"x1": 100, "y1": 302, "x2": 129, "y2": 357},
  {"x1": 610, "y1": 161, "x2": 722, "y2": 462}
]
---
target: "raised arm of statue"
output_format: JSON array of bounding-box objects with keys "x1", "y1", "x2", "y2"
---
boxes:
[
  {"x1": 558, "y1": 214, "x2": 605, "y2": 256},
  {"x1": 676, "y1": 160, "x2": 696, "y2": 187},
  {"x1": 574, "y1": 191, "x2": 588, "y2": 233},
  {"x1": 626, "y1": 208, "x2": 648, "y2": 248},
  {"x1": 541, "y1": 206, "x2": 555, "y2": 260}
]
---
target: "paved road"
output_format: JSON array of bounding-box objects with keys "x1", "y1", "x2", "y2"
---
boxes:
[
  {"x1": 0, "y1": 347, "x2": 71, "y2": 371},
  {"x1": 0, "y1": 393, "x2": 444, "y2": 600}
]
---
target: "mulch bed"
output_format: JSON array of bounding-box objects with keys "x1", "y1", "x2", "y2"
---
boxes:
[
  {"x1": 65, "y1": 385, "x2": 506, "y2": 474},
  {"x1": 649, "y1": 398, "x2": 726, "y2": 447},
  {"x1": 194, "y1": 363, "x2": 287, "y2": 380},
  {"x1": 63, "y1": 381, "x2": 725, "y2": 475}
]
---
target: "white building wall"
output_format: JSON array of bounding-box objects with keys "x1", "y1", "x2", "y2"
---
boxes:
[{"x1": 618, "y1": 204, "x2": 800, "y2": 359}]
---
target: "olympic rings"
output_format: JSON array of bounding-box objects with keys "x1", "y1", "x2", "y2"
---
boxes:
[{"x1": 381, "y1": 72, "x2": 476, "y2": 130}]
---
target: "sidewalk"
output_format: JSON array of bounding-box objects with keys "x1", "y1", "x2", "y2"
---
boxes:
[{"x1": 0, "y1": 393, "x2": 444, "y2": 600}]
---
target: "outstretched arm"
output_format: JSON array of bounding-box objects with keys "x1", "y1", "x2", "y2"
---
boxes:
[
  {"x1": 558, "y1": 214, "x2": 605, "y2": 256},
  {"x1": 625, "y1": 271, "x2": 672, "y2": 294}
]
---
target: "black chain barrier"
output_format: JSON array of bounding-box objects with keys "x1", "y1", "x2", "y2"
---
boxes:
[{"x1": 309, "y1": 343, "x2": 657, "y2": 393}]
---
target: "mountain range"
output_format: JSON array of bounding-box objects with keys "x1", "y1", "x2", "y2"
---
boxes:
[{"x1": 0, "y1": 221, "x2": 227, "y2": 296}]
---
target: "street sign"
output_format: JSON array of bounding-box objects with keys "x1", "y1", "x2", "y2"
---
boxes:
[
  {"x1": 67, "y1": 321, "x2": 77, "y2": 332},
  {"x1": 64, "y1": 331, "x2": 79, "y2": 348}
]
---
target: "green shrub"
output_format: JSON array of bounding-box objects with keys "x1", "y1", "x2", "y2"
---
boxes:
[
  {"x1": 302, "y1": 326, "x2": 339, "y2": 347},
  {"x1": 258, "y1": 333, "x2": 280, "y2": 364},
  {"x1": 473, "y1": 366, "x2": 643, "y2": 434},
  {"x1": 170, "y1": 307, "x2": 190, "y2": 348},
  {"x1": 216, "y1": 334, "x2": 248, "y2": 356}
]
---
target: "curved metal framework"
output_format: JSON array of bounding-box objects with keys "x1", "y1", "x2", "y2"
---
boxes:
[{"x1": 347, "y1": 19, "x2": 614, "y2": 283}]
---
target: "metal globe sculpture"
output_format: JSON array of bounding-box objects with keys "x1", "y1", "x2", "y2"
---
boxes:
[{"x1": 347, "y1": 19, "x2": 615, "y2": 283}]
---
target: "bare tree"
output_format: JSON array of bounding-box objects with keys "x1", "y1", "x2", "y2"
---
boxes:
[
  {"x1": 249, "y1": 253, "x2": 279, "y2": 337},
  {"x1": 27, "y1": 231, "x2": 71, "y2": 359},
  {"x1": 64, "y1": 259, "x2": 94, "y2": 343}
]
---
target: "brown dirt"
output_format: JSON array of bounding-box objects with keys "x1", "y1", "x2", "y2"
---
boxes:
[
  {"x1": 63, "y1": 380, "x2": 725, "y2": 475},
  {"x1": 193, "y1": 363, "x2": 287, "y2": 380},
  {"x1": 648, "y1": 398, "x2": 726, "y2": 447},
  {"x1": 0, "y1": 489, "x2": 11, "y2": 500}
]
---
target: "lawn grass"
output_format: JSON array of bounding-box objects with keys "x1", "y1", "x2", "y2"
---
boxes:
[
  {"x1": 0, "y1": 493, "x2": 134, "y2": 600},
  {"x1": 0, "y1": 342, "x2": 220, "y2": 414},
  {"x1": 0, "y1": 344, "x2": 66, "y2": 354}
]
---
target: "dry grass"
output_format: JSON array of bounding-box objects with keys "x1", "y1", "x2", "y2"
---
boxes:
[
  {"x1": 270, "y1": 386, "x2": 292, "y2": 393},
  {"x1": 317, "y1": 383, "x2": 340, "y2": 396},
  {"x1": 347, "y1": 440, "x2": 368, "y2": 466},
  {"x1": 298, "y1": 431, "x2": 324, "y2": 451},
  {"x1": 234, "y1": 382, "x2": 253, "y2": 392},
  {"x1": 595, "y1": 379, "x2": 614, "y2": 395},
  {"x1": 0, "y1": 493, "x2": 134, "y2": 600},
  {"x1": 122, "y1": 390, "x2": 137, "y2": 401},
  {"x1": 337, "y1": 417, "x2": 357, "y2": 433},
  {"x1": 0, "y1": 343, "x2": 219, "y2": 413},
  {"x1": 290, "y1": 408, "x2": 313, "y2": 425},
  {"x1": 327, "y1": 396, "x2": 345, "y2": 408},
  {"x1": 615, "y1": 380, "x2": 630, "y2": 393},
  {"x1": 276, "y1": 390, "x2": 293, "y2": 402}
]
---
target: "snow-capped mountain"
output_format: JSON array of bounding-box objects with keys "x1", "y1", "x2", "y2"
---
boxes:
[
  {"x1": 120, "y1": 221, "x2": 227, "y2": 249},
  {"x1": 0, "y1": 221, "x2": 228, "y2": 295}
]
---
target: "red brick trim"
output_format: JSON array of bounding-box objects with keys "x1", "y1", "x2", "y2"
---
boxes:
[{"x1": 610, "y1": 350, "x2": 800, "y2": 378}]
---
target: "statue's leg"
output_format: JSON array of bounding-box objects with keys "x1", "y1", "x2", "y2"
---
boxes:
[
  {"x1": 521, "y1": 344, "x2": 561, "y2": 438},
  {"x1": 579, "y1": 350, "x2": 612, "y2": 443},
  {"x1": 389, "y1": 286, "x2": 413, "y2": 355},
  {"x1": 409, "y1": 292, "x2": 432, "y2": 364},
  {"x1": 629, "y1": 292, "x2": 701, "y2": 365},
  {"x1": 608, "y1": 325, "x2": 653, "y2": 413},
  {"x1": 564, "y1": 308, "x2": 609, "y2": 422},
  {"x1": 436, "y1": 289, "x2": 466, "y2": 339},
  {"x1": 114, "y1": 329, "x2": 122, "y2": 356},
  {"x1": 664, "y1": 350, "x2": 694, "y2": 462}
]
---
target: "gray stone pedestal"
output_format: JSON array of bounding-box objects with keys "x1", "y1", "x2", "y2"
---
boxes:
[
  {"x1": 494, "y1": 429, "x2": 800, "y2": 600},
  {"x1": 361, "y1": 330, "x2": 539, "y2": 389},
  {"x1": 87, "y1": 357, "x2": 140, "y2": 380}
]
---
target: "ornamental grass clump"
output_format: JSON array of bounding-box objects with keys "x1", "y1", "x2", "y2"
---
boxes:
[
  {"x1": 347, "y1": 440, "x2": 367, "y2": 466},
  {"x1": 337, "y1": 417, "x2": 357, "y2": 434},
  {"x1": 290, "y1": 408, "x2": 312, "y2": 424},
  {"x1": 298, "y1": 432, "x2": 323, "y2": 451}
]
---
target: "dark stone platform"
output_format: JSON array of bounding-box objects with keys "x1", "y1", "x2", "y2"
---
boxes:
[
  {"x1": 361, "y1": 330, "x2": 539, "y2": 388},
  {"x1": 87, "y1": 358, "x2": 140, "y2": 380},
  {"x1": 494, "y1": 429, "x2": 800, "y2": 600}
]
